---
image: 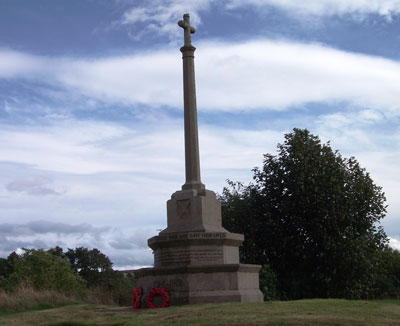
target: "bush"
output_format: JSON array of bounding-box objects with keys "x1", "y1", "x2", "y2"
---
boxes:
[
  {"x1": 373, "y1": 247, "x2": 400, "y2": 298},
  {"x1": 259, "y1": 265, "x2": 279, "y2": 301},
  {"x1": 0, "y1": 247, "x2": 137, "y2": 308},
  {"x1": 5, "y1": 249, "x2": 86, "y2": 294}
]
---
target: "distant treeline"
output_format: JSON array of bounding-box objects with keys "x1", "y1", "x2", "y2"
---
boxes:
[{"x1": 0, "y1": 246, "x2": 135, "y2": 307}]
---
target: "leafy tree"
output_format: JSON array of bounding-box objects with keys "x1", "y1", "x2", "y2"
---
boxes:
[
  {"x1": 51, "y1": 246, "x2": 136, "y2": 304},
  {"x1": 65, "y1": 247, "x2": 113, "y2": 287},
  {"x1": 5, "y1": 249, "x2": 85, "y2": 293},
  {"x1": 221, "y1": 128, "x2": 387, "y2": 299},
  {"x1": 0, "y1": 252, "x2": 19, "y2": 280},
  {"x1": 47, "y1": 246, "x2": 66, "y2": 260},
  {"x1": 374, "y1": 246, "x2": 400, "y2": 298},
  {"x1": 1, "y1": 246, "x2": 136, "y2": 306},
  {"x1": 259, "y1": 264, "x2": 279, "y2": 301}
]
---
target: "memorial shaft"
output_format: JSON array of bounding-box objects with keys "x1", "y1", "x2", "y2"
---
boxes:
[
  {"x1": 179, "y1": 14, "x2": 205, "y2": 192},
  {"x1": 134, "y1": 13, "x2": 264, "y2": 305}
]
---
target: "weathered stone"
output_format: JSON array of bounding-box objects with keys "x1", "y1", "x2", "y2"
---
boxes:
[
  {"x1": 163, "y1": 189, "x2": 226, "y2": 233},
  {"x1": 134, "y1": 13, "x2": 263, "y2": 305},
  {"x1": 135, "y1": 264, "x2": 263, "y2": 305},
  {"x1": 149, "y1": 231, "x2": 243, "y2": 267}
]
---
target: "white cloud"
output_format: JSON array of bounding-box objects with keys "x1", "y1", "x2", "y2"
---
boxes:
[
  {"x1": 120, "y1": 0, "x2": 210, "y2": 40},
  {"x1": 389, "y1": 237, "x2": 400, "y2": 251},
  {"x1": 2, "y1": 40, "x2": 400, "y2": 114},
  {"x1": 119, "y1": 0, "x2": 400, "y2": 39},
  {"x1": 0, "y1": 220, "x2": 110, "y2": 237},
  {"x1": 0, "y1": 50, "x2": 50, "y2": 78},
  {"x1": 228, "y1": 0, "x2": 400, "y2": 17},
  {"x1": 59, "y1": 52, "x2": 181, "y2": 108},
  {"x1": 0, "y1": 220, "x2": 154, "y2": 268},
  {"x1": 0, "y1": 117, "x2": 282, "y2": 184},
  {"x1": 0, "y1": 120, "x2": 148, "y2": 174},
  {"x1": 6, "y1": 176, "x2": 64, "y2": 196}
]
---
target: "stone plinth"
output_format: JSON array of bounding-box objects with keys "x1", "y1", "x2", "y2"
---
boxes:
[
  {"x1": 135, "y1": 264, "x2": 263, "y2": 305},
  {"x1": 135, "y1": 193, "x2": 264, "y2": 304},
  {"x1": 149, "y1": 231, "x2": 243, "y2": 267},
  {"x1": 164, "y1": 189, "x2": 226, "y2": 233}
]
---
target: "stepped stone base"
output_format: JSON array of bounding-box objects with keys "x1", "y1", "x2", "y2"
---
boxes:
[
  {"x1": 134, "y1": 189, "x2": 263, "y2": 306},
  {"x1": 149, "y1": 231, "x2": 244, "y2": 267},
  {"x1": 135, "y1": 264, "x2": 263, "y2": 305}
]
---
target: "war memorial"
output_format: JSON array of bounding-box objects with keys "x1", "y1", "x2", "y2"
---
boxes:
[{"x1": 134, "y1": 14, "x2": 263, "y2": 305}]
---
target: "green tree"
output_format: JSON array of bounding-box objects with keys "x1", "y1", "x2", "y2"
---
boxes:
[
  {"x1": 374, "y1": 246, "x2": 400, "y2": 298},
  {"x1": 54, "y1": 246, "x2": 136, "y2": 304},
  {"x1": 65, "y1": 247, "x2": 113, "y2": 287},
  {"x1": 0, "y1": 252, "x2": 21, "y2": 289},
  {"x1": 6, "y1": 249, "x2": 85, "y2": 294},
  {"x1": 0, "y1": 252, "x2": 19, "y2": 279},
  {"x1": 221, "y1": 128, "x2": 387, "y2": 299},
  {"x1": 48, "y1": 246, "x2": 66, "y2": 260},
  {"x1": 259, "y1": 264, "x2": 279, "y2": 301}
]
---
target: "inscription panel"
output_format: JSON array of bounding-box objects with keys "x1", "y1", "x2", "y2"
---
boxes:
[
  {"x1": 155, "y1": 247, "x2": 224, "y2": 266},
  {"x1": 156, "y1": 232, "x2": 227, "y2": 242},
  {"x1": 153, "y1": 278, "x2": 184, "y2": 289}
]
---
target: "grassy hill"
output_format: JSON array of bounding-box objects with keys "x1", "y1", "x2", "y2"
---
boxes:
[{"x1": 1, "y1": 299, "x2": 400, "y2": 326}]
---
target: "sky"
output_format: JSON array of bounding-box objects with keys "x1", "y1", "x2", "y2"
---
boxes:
[{"x1": 1, "y1": 0, "x2": 400, "y2": 269}]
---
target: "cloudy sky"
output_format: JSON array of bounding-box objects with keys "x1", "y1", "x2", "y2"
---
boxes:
[{"x1": 1, "y1": 0, "x2": 400, "y2": 269}]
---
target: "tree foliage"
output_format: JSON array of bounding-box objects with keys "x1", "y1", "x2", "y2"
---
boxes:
[
  {"x1": 0, "y1": 246, "x2": 136, "y2": 305},
  {"x1": 4, "y1": 249, "x2": 86, "y2": 294},
  {"x1": 0, "y1": 252, "x2": 19, "y2": 280},
  {"x1": 51, "y1": 246, "x2": 135, "y2": 304},
  {"x1": 64, "y1": 247, "x2": 114, "y2": 288},
  {"x1": 374, "y1": 246, "x2": 400, "y2": 298},
  {"x1": 220, "y1": 128, "x2": 387, "y2": 299}
]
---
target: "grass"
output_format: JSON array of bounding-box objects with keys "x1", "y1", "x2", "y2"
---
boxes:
[
  {"x1": 1, "y1": 299, "x2": 400, "y2": 326},
  {"x1": 0, "y1": 287, "x2": 80, "y2": 313},
  {"x1": 0, "y1": 287, "x2": 121, "y2": 314}
]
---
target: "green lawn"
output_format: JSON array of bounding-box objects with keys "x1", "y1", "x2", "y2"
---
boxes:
[{"x1": 1, "y1": 299, "x2": 399, "y2": 326}]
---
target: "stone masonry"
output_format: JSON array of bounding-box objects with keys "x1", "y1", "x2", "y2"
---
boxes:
[{"x1": 134, "y1": 13, "x2": 263, "y2": 305}]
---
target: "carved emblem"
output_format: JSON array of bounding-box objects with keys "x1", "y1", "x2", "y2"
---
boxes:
[{"x1": 177, "y1": 199, "x2": 191, "y2": 219}]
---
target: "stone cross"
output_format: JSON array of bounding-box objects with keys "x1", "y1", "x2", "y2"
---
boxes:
[
  {"x1": 178, "y1": 14, "x2": 205, "y2": 193},
  {"x1": 178, "y1": 14, "x2": 196, "y2": 46}
]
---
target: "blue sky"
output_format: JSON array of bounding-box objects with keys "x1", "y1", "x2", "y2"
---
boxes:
[{"x1": 1, "y1": 0, "x2": 400, "y2": 269}]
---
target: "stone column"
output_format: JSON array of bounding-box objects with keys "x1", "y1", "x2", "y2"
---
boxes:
[
  {"x1": 178, "y1": 14, "x2": 205, "y2": 193},
  {"x1": 134, "y1": 14, "x2": 263, "y2": 305}
]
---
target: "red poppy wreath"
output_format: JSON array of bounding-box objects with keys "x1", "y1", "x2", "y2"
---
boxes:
[
  {"x1": 132, "y1": 286, "x2": 143, "y2": 310},
  {"x1": 146, "y1": 287, "x2": 170, "y2": 309}
]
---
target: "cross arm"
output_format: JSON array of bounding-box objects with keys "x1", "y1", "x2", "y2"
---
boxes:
[{"x1": 178, "y1": 14, "x2": 196, "y2": 46}]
